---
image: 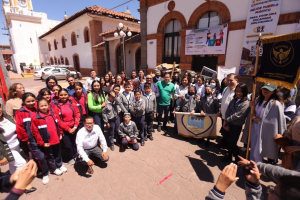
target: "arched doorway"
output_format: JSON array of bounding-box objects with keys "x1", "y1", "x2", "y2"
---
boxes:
[
  {"x1": 73, "y1": 54, "x2": 80, "y2": 71},
  {"x1": 135, "y1": 47, "x2": 141, "y2": 71}
]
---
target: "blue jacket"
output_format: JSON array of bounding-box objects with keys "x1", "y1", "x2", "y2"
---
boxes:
[{"x1": 66, "y1": 85, "x2": 87, "y2": 96}]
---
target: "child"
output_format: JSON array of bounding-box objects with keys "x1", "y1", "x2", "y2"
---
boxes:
[
  {"x1": 223, "y1": 83, "x2": 250, "y2": 163},
  {"x1": 102, "y1": 91, "x2": 120, "y2": 151},
  {"x1": 52, "y1": 89, "x2": 80, "y2": 165},
  {"x1": 51, "y1": 85, "x2": 62, "y2": 104},
  {"x1": 129, "y1": 91, "x2": 146, "y2": 146},
  {"x1": 69, "y1": 82, "x2": 87, "y2": 129},
  {"x1": 15, "y1": 93, "x2": 49, "y2": 185},
  {"x1": 174, "y1": 86, "x2": 200, "y2": 113},
  {"x1": 31, "y1": 99, "x2": 69, "y2": 183},
  {"x1": 196, "y1": 85, "x2": 220, "y2": 146},
  {"x1": 119, "y1": 82, "x2": 134, "y2": 113},
  {"x1": 118, "y1": 113, "x2": 139, "y2": 151},
  {"x1": 113, "y1": 84, "x2": 127, "y2": 113},
  {"x1": 142, "y1": 83, "x2": 156, "y2": 141}
]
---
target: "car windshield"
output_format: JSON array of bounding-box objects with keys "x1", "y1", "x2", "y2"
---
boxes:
[{"x1": 44, "y1": 68, "x2": 51, "y2": 71}]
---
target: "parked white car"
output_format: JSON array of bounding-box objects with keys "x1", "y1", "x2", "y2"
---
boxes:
[
  {"x1": 34, "y1": 67, "x2": 54, "y2": 79},
  {"x1": 41, "y1": 68, "x2": 81, "y2": 80}
]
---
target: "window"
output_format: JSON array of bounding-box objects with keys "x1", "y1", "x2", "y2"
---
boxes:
[
  {"x1": 65, "y1": 57, "x2": 69, "y2": 65},
  {"x1": 84, "y1": 27, "x2": 90, "y2": 43},
  {"x1": 52, "y1": 69, "x2": 60, "y2": 73},
  {"x1": 198, "y1": 11, "x2": 221, "y2": 29},
  {"x1": 58, "y1": 59, "x2": 61, "y2": 65},
  {"x1": 48, "y1": 42, "x2": 51, "y2": 51},
  {"x1": 54, "y1": 57, "x2": 57, "y2": 65},
  {"x1": 71, "y1": 32, "x2": 77, "y2": 46},
  {"x1": 30, "y1": 38, "x2": 32, "y2": 43},
  {"x1": 54, "y1": 39, "x2": 57, "y2": 50},
  {"x1": 60, "y1": 56, "x2": 64, "y2": 65},
  {"x1": 61, "y1": 36, "x2": 66, "y2": 48},
  {"x1": 164, "y1": 20, "x2": 181, "y2": 64}
]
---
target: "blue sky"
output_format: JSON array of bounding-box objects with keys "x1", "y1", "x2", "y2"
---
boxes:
[{"x1": 0, "y1": 0, "x2": 140, "y2": 45}]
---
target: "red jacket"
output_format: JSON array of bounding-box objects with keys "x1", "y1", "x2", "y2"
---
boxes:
[
  {"x1": 52, "y1": 99, "x2": 80, "y2": 129},
  {"x1": 31, "y1": 111, "x2": 70, "y2": 146},
  {"x1": 15, "y1": 106, "x2": 37, "y2": 145},
  {"x1": 69, "y1": 93, "x2": 88, "y2": 117}
]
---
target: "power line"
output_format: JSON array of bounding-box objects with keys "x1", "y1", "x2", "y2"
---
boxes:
[{"x1": 110, "y1": 0, "x2": 133, "y2": 10}]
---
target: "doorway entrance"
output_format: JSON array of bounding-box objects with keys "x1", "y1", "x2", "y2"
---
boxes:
[
  {"x1": 135, "y1": 47, "x2": 141, "y2": 71},
  {"x1": 192, "y1": 55, "x2": 218, "y2": 72},
  {"x1": 73, "y1": 54, "x2": 80, "y2": 72}
]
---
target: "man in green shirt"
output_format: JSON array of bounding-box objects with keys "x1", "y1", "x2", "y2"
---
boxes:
[{"x1": 156, "y1": 73, "x2": 175, "y2": 132}]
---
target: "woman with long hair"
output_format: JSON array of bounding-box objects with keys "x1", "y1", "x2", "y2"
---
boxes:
[
  {"x1": 208, "y1": 78, "x2": 221, "y2": 98},
  {"x1": 195, "y1": 76, "x2": 205, "y2": 97},
  {"x1": 223, "y1": 83, "x2": 250, "y2": 162},
  {"x1": 104, "y1": 73, "x2": 112, "y2": 88},
  {"x1": 52, "y1": 89, "x2": 80, "y2": 165},
  {"x1": 220, "y1": 77, "x2": 228, "y2": 94},
  {"x1": 120, "y1": 71, "x2": 126, "y2": 84},
  {"x1": 88, "y1": 80, "x2": 107, "y2": 131},
  {"x1": 131, "y1": 70, "x2": 137, "y2": 80},
  {"x1": 111, "y1": 76, "x2": 116, "y2": 85},
  {"x1": 51, "y1": 85, "x2": 62, "y2": 104},
  {"x1": 6, "y1": 83, "x2": 25, "y2": 119},
  {"x1": 100, "y1": 77, "x2": 106, "y2": 87},
  {"x1": 248, "y1": 84, "x2": 286, "y2": 164}
]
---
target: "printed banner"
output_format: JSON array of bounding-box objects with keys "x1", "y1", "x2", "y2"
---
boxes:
[
  {"x1": 239, "y1": 0, "x2": 281, "y2": 76},
  {"x1": 175, "y1": 112, "x2": 218, "y2": 138},
  {"x1": 256, "y1": 32, "x2": 300, "y2": 90},
  {"x1": 218, "y1": 66, "x2": 236, "y2": 82},
  {"x1": 185, "y1": 24, "x2": 228, "y2": 55}
]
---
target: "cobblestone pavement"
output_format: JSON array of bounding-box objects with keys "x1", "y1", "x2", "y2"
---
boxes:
[{"x1": 0, "y1": 119, "x2": 273, "y2": 200}]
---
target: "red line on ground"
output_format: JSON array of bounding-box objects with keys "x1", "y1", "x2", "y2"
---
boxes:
[{"x1": 157, "y1": 174, "x2": 173, "y2": 185}]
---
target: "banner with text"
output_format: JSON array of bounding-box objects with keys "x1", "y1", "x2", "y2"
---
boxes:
[
  {"x1": 239, "y1": 0, "x2": 281, "y2": 76},
  {"x1": 175, "y1": 113, "x2": 218, "y2": 138},
  {"x1": 185, "y1": 24, "x2": 228, "y2": 55}
]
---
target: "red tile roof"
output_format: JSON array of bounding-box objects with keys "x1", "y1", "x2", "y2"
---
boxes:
[
  {"x1": 99, "y1": 25, "x2": 140, "y2": 37},
  {"x1": 93, "y1": 33, "x2": 141, "y2": 49},
  {"x1": 39, "y1": 6, "x2": 140, "y2": 39},
  {"x1": 1, "y1": 50, "x2": 12, "y2": 55}
]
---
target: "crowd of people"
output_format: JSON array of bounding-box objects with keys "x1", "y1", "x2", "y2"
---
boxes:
[{"x1": 1, "y1": 68, "x2": 300, "y2": 199}]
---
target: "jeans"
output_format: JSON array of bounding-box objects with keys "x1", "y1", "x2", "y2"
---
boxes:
[
  {"x1": 107, "y1": 117, "x2": 120, "y2": 146},
  {"x1": 132, "y1": 115, "x2": 145, "y2": 141},
  {"x1": 145, "y1": 112, "x2": 154, "y2": 137},
  {"x1": 158, "y1": 105, "x2": 170, "y2": 128},
  {"x1": 121, "y1": 138, "x2": 139, "y2": 151},
  {"x1": 45, "y1": 143, "x2": 62, "y2": 171},
  {"x1": 90, "y1": 111, "x2": 104, "y2": 131}
]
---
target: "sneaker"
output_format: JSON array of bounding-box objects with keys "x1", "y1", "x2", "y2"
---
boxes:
[
  {"x1": 144, "y1": 137, "x2": 148, "y2": 141},
  {"x1": 149, "y1": 136, "x2": 154, "y2": 141},
  {"x1": 53, "y1": 169, "x2": 63, "y2": 176},
  {"x1": 141, "y1": 140, "x2": 145, "y2": 146},
  {"x1": 110, "y1": 145, "x2": 114, "y2": 151},
  {"x1": 59, "y1": 165, "x2": 68, "y2": 173},
  {"x1": 42, "y1": 175, "x2": 49, "y2": 185},
  {"x1": 68, "y1": 159, "x2": 75, "y2": 165},
  {"x1": 157, "y1": 126, "x2": 161, "y2": 132}
]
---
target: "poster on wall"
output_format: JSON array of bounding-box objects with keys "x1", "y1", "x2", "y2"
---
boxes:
[
  {"x1": 185, "y1": 24, "x2": 228, "y2": 55},
  {"x1": 239, "y1": 0, "x2": 281, "y2": 76},
  {"x1": 175, "y1": 112, "x2": 218, "y2": 138},
  {"x1": 217, "y1": 66, "x2": 236, "y2": 82}
]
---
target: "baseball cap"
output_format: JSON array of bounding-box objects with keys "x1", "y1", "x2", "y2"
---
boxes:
[{"x1": 261, "y1": 83, "x2": 277, "y2": 92}]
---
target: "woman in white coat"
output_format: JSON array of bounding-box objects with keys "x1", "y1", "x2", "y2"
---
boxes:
[{"x1": 249, "y1": 84, "x2": 286, "y2": 164}]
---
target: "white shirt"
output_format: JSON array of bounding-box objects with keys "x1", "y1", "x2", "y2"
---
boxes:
[
  {"x1": 0, "y1": 118, "x2": 19, "y2": 149},
  {"x1": 195, "y1": 84, "x2": 205, "y2": 97},
  {"x1": 123, "y1": 91, "x2": 132, "y2": 101},
  {"x1": 175, "y1": 85, "x2": 189, "y2": 105},
  {"x1": 85, "y1": 77, "x2": 100, "y2": 90},
  {"x1": 76, "y1": 125, "x2": 108, "y2": 162},
  {"x1": 220, "y1": 87, "x2": 236, "y2": 119}
]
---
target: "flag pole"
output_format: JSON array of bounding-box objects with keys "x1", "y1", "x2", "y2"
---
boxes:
[{"x1": 246, "y1": 33, "x2": 262, "y2": 160}]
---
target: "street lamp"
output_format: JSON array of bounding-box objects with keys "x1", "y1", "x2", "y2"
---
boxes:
[{"x1": 114, "y1": 23, "x2": 132, "y2": 74}]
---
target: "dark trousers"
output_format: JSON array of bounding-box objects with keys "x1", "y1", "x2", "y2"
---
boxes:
[
  {"x1": 220, "y1": 119, "x2": 230, "y2": 143},
  {"x1": 62, "y1": 131, "x2": 78, "y2": 161},
  {"x1": 45, "y1": 143, "x2": 62, "y2": 171},
  {"x1": 26, "y1": 142, "x2": 49, "y2": 176},
  {"x1": 90, "y1": 111, "x2": 104, "y2": 131},
  {"x1": 132, "y1": 115, "x2": 145, "y2": 141},
  {"x1": 169, "y1": 100, "x2": 175, "y2": 121},
  {"x1": 145, "y1": 112, "x2": 154, "y2": 137},
  {"x1": 226, "y1": 124, "x2": 243, "y2": 158},
  {"x1": 84, "y1": 146, "x2": 109, "y2": 162},
  {"x1": 107, "y1": 117, "x2": 120, "y2": 146},
  {"x1": 158, "y1": 105, "x2": 170, "y2": 128},
  {"x1": 121, "y1": 138, "x2": 139, "y2": 151}
]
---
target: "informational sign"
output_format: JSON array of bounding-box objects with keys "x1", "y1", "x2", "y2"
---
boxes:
[
  {"x1": 256, "y1": 32, "x2": 300, "y2": 90},
  {"x1": 175, "y1": 112, "x2": 218, "y2": 138},
  {"x1": 185, "y1": 24, "x2": 228, "y2": 55},
  {"x1": 239, "y1": 0, "x2": 281, "y2": 76},
  {"x1": 217, "y1": 66, "x2": 236, "y2": 82}
]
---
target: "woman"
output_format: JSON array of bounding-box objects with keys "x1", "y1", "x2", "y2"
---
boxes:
[
  {"x1": 131, "y1": 70, "x2": 137, "y2": 80},
  {"x1": 111, "y1": 76, "x2": 116, "y2": 85},
  {"x1": 223, "y1": 83, "x2": 250, "y2": 162},
  {"x1": 220, "y1": 77, "x2": 228, "y2": 94},
  {"x1": 69, "y1": 82, "x2": 87, "y2": 129},
  {"x1": 121, "y1": 71, "x2": 127, "y2": 84},
  {"x1": 38, "y1": 88, "x2": 51, "y2": 102},
  {"x1": 278, "y1": 87, "x2": 296, "y2": 124},
  {"x1": 52, "y1": 89, "x2": 80, "y2": 165},
  {"x1": 88, "y1": 80, "x2": 106, "y2": 131},
  {"x1": 100, "y1": 77, "x2": 106, "y2": 87},
  {"x1": 111, "y1": 75, "x2": 124, "y2": 93},
  {"x1": 248, "y1": 84, "x2": 286, "y2": 163},
  {"x1": 0, "y1": 105, "x2": 36, "y2": 193},
  {"x1": 5, "y1": 83, "x2": 25, "y2": 119},
  {"x1": 209, "y1": 78, "x2": 221, "y2": 99},
  {"x1": 104, "y1": 74, "x2": 112, "y2": 88},
  {"x1": 195, "y1": 76, "x2": 205, "y2": 97},
  {"x1": 45, "y1": 76, "x2": 57, "y2": 92}
]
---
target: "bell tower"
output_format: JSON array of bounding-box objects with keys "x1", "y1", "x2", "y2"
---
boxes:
[{"x1": 2, "y1": 0, "x2": 33, "y2": 13}]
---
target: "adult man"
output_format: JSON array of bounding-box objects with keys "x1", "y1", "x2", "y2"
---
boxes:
[
  {"x1": 153, "y1": 70, "x2": 163, "y2": 83},
  {"x1": 156, "y1": 73, "x2": 175, "y2": 132},
  {"x1": 76, "y1": 117, "x2": 109, "y2": 174},
  {"x1": 84, "y1": 70, "x2": 99, "y2": 92},
  {"x1": 66, "y1": 76, "x2": 87, "y2": 96},
  {"x1": 140, "y1": 74, "x2": 160, "y2": 98},
  {"x1": 220, "y1": 73, "x2": 238, "y2": 144}
]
